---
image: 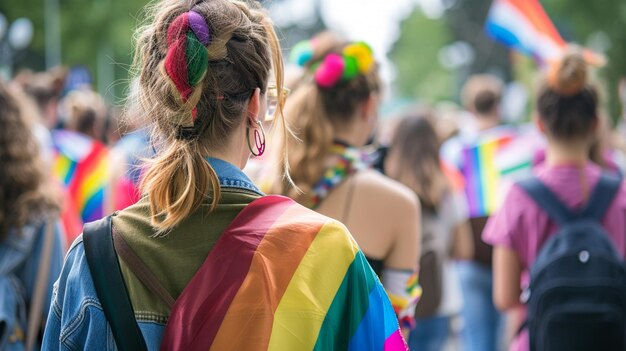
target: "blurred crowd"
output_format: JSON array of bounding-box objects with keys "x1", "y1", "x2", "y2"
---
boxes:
[{"x1": 2, "y1": 5, "x2": 626, "y2": 350}]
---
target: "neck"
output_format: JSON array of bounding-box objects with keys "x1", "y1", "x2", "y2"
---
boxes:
[
  {"x1": 475, "y1": 115, "x2": 499, "y2": 132},
  {"x1": 545, "y1": 140, "x2": 590, "y2": 167},
  {"x1": 334, "y1": 120, "x2": 367, "y2": 148},
  {"x1": 207, "y1": 125, "x2": 248, "y2": 169}
]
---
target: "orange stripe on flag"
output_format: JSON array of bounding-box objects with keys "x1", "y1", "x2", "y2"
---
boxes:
[
  {"x1": 209, "y1": 204, "x2": 326, "y2": 351},
  {"x1": 507, "y1": 0, "x2": 565, "y2": 46}
]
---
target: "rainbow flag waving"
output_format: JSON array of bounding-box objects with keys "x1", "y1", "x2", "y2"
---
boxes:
[
  {"x1": 52, "y1": 130, "x2": 109, "y2": 223},
  {"x1": 161, "y1": 195, "x2": 407, "y2": 351},
  {"x1": 485, "y1": 0, "x2": 604, "y2": 65}
]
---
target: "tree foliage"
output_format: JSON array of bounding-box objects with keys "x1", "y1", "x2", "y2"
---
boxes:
[
  {"x1": 543, "y1": 0, "x2": 626, "y2": 122},
  {"x1": 388, "y1": 8, "x2": 454, "y2": 103},
  {"x1": 1, "y1": 0, "x2": 145, "y2": 102}
]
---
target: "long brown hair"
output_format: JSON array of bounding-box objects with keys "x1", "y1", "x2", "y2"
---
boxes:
[
  {"x1": 0, "y1": 82, "x2": 59, "y2": 240},
  {"x1": 277, "y1": 43, "x2": 380, "y2": 202},
  {"x1": 387, "y1": 112, "x2": 449, "y2": 211},
  {"x1": 133, "y1": 0, "x2": 286, "y2": 233}
]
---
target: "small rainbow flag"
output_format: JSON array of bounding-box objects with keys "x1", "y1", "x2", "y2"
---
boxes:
[
  {"x1": 485, "y1": 0, "x2": 605, "y2": 65},
  {"x1": 460, "y1": 131, "x2": 516, "y2": 218},
  {"x1": 161, "y1": 195, "x2": 407, "y2": 351},
  {"x1": 52, "y1": 130, "x2": 109, "y2": 224}
]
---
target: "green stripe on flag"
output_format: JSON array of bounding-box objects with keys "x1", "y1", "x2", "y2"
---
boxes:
[{"x1": 313, "y1": 251, "x2": 378, "y2": 350}]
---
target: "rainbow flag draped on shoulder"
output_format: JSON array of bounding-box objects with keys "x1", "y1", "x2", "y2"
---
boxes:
[
  {"x1": 161, "y1": 195, "x2": 407, "y2": 351},
  {"x1": 52, "y1": 130, "x2": 110, "y2": 224}
]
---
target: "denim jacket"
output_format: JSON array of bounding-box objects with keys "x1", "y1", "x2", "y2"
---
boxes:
[
  {"x1": 0, "y1": 219, "x2": 65, "y2": 350},
  {"x1": 42, "y1": 158, "x2": 263, "y2": 351}
]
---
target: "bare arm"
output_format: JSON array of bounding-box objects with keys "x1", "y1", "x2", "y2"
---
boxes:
[
  {"x1": 385, "y1": 193, "x2": 420, "y2": 270},
  {"x1": 493, "y1": 245, "x2": 523, "y2": 311},
  {"x1": 451, "y1": 220, "x2": 473, "y2": 260}
]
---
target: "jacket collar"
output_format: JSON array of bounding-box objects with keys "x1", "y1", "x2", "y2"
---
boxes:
[{"x1": 206, "y1": 157, "x2": 264, "y2": 196}]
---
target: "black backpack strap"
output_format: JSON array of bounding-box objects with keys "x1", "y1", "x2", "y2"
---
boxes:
[
  {"x1": 517, "y1": 177, "x2": 575, "y2": 226},
  {"x1": 83, "y1": 216, "x2": 148, "y2": 351},
  {"x1": 580, "y1": 172, "x2": 622, "y2": 221}
]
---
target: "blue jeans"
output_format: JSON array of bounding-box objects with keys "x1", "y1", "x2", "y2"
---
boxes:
[
  {"x1": 409, "y1": 315, "x2": 450, "y2": 351},
  {"x1": 457, "y1": 261, "x2": 503, "y2": 351}
]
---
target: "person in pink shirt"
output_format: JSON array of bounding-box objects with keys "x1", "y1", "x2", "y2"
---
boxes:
[{"x1": 483, "y1": 50, "x2": 626, "y2": 351}]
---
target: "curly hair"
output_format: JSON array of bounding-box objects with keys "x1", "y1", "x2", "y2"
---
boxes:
[{"x1": 0, "y1": 82, "x2": 59, "y2": 240}]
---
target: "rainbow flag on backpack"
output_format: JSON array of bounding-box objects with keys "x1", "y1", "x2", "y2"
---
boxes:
[
  {"x1": 52, "y1": 130, "x2": 109, "y2": 224},
  {"x1": 162, "y1": 195, "x2": 408, "y2": 351}
]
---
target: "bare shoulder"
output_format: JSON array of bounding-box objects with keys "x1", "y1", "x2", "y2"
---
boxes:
[{"x1": 355, "y1": 170, "x2": 419, "y2": 211}]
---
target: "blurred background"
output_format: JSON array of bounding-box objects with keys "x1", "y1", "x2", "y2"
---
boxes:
[{"x1": 1, "y1": 0, "x2": 624, "y2": 123}]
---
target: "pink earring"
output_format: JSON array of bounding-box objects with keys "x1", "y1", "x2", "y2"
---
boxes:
[{"x1": 247, "y1": 120, "x2": 266, "y2": 157}]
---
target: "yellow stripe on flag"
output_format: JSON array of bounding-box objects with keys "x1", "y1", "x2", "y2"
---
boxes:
[{"x1": 267, "y1": 221, "x2": 359, "y2": 351}]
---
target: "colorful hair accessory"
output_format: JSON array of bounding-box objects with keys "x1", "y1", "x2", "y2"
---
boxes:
[
  {"x1": 314, "y1": 41, "x2": 375, "y2": 89},
  {"x1": 164, "y1": 9, "x2": 211, "y2": 106},
  {"x1": 290, "y1": 40, "x2": 315, "y2": 67},
  {"x1": 343, "y1": 42, "x2": 374, "y2": 74},
  {"x1": 314, "y1": 53, "x2": 345, "y2": 89}
]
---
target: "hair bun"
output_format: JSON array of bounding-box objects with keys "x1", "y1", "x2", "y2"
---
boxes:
[{"x1": 547, "y1": 50, "x2": 588, "y2": 96}]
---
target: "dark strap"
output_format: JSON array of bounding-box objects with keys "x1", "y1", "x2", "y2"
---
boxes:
[
  {"x1": 26, "y1": 220, "x2": 55, "y2": 351},
  {"x1": 579, "y1": 173, "x2": 622, "y2": 221},
  {"x1": 517, "y1": 177, "x2": 576, "y2": 226},
  {"x1": 342, "y1": 175, "x2": 358, "y2": 224},
  {"x1": 518, "y1": 173, "x2": 622, "y2": 226},
  {"x1": 83, "y1": 216, "x2": 148, "y2": 351},
  {"x1": 516, "y1": 319, "x2": 529, "y2": 337},
  {"x1": 112, "y1": 229, "x2": 176, "y2": 309}
]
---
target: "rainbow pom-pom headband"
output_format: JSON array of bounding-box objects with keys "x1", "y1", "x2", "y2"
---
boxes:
[
  {"x1": 315, "y1": 42, "x2": 375, "y2": 89},
  {"x1": 291, "y1": 40, "x2": 375, "y2": 89}
]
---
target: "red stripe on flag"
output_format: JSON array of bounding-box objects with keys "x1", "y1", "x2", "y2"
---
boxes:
[
  {"x1": 160, "y1": 196, "x2": 295, "y2": 351},
  {"x1": 507, "y1": 0, "x2": 565, "y2": 46},
  {"x1": 67, "y1": 141, "x2": 107, "y2": 208}
]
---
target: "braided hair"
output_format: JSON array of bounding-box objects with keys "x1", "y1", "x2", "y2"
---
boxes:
[{"x1": 132, "y1": 0, "x2": 285, "y2": 233}]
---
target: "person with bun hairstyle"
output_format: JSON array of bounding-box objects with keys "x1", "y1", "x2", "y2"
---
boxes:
[
  {"x1": 274, "y1": 41, "x2": 421, "y2": 335},
  {"x1": 483, "y1": 50, "x2": 626, "y2": 350},
  {"x1": 43, "y1": 1, "x2": 407, "y2": 350}
]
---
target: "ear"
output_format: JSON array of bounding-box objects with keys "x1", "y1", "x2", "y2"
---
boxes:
[
  {"x1": 591, "y1": 116, "x2": 600, "y2": 134},
  {"x1": 534, "y1": 114, "x2": 546, "y2": 134},
  {"x1": 361, "y1": 93, "x2": 378, "y2": 123},
  {"x1": 246, "y1": 88, "x2": 262, "y2": 126}
]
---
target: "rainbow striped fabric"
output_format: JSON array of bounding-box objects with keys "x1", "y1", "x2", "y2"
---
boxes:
[
  {"x1": 161, "y1": 195, "x2": 407, "y2": 351},
  {"x1": 485, "y1": 0, "x2": 604, "y2": 65},
  {"x1": 52, "y1": 130, "x2": 109, "y2": 224},
  {"x1": 460, "y1": 131, "x2": 516, "y2": 218}
]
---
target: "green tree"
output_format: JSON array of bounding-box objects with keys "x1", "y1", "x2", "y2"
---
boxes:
[
  {"x1": 389, "y1": 7, "x2": 454, "y2": 103},
  {"x1": 544, "y1": 0, "x2": 626, "y2": 122},
  {"x1": 1, "y1": 0, "x2": 146, "y2": 103}
]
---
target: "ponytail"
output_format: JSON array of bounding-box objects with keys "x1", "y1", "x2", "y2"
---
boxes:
[
  {"x1": 278, "y1": 84, "x2": 333, "y2": 204},
  {"x1": 141, "y1": 140, "x2": 219, "y2": 234}
]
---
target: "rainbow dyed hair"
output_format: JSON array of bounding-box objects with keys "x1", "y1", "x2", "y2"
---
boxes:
[
  {"x1": 164, "y1": 8, "x2": 212, "y2": 116},
  {"x1": 314, "y1": 42, "x2": 375, "y2": 89}
]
